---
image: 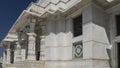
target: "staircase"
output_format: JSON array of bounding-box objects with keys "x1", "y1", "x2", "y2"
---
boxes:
[
  {"x1": 16, "y1": 61, "x2": 44, "y2": 68},
  {"x1": 3, "y1": 61, "x2": 45, "y2": 68}
]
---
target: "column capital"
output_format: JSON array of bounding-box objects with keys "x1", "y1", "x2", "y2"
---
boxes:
[
  {"x1": 41, "y1": 25, "x2": 46, "y2": 35},
  {"x1": 15, "y1": 41, "x2": 21, "y2": 49},
  {"x1": 28, "y1": 18, "x2": 36, "y2": 32},
  {"x1": 27, "y1": 33, "x2": 36, "y2": 37},
  {"x1": 6, "y1": 42, "x2": 11, "y2": 49},
  {"x1": 39, "y1": 36, "x2": 46, "y2": 39}
]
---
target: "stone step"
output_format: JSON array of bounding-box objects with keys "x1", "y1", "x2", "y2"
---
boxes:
[
  {"x1": 15, "y1": 61, "x2": 44, "y2": 68},
  {"x1": 4, "y1": 61, "x2": 45, "y2": 68}
]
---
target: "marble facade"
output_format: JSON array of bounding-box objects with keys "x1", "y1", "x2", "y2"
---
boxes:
[{"x1": 1, "y1": 0, "x2": 120, "y2": 68}]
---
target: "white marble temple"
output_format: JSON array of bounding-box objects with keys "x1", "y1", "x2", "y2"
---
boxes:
[{"x1": 1, "y1": 0, "x2": 120, "y2": 68}]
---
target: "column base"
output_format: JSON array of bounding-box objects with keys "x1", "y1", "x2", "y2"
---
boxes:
[
  {"x1": 14, "y1": 49, "x2": 22, "y2": 62},
  {"x1": 27, "y1": 54, "x2": 36, "y2": 60}
]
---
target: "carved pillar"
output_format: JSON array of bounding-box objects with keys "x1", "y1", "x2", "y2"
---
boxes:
[
  {"x1": 20, "y1": 31, "x2": 27, "y2": 61},
  {"x1": 27, "y1": 18, "x2": 36, "y2": 60},
  {"x1": 3, "y1": 51, "x2": 7, "y2": 64},
  {"x1": 40, "y1": 36, "x2": 45, "y2": 60},
  {"x1": 21, "y1": 46, "x2": 26, "y2": 61},
  {"x1": 14, "y1": 41, "x2": 22, "y2": 62},
  {"x1": 6, "y1": 42, "x2": 11, "y2": 64},
  {"x1": 27, "y1": 33, "x2": 36, "y2": 60},
  {"x1": 39, "y1": 23, "x2": 46, "y2": 60},
  {"x1": 3, "y1": 52, "x2": 5, "y2": 64},
  {"x1": 13, "y1": 31, "x2": 22, "y2": 62}
]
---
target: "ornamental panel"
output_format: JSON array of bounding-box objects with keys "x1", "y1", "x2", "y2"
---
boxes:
[{"x1": 73, "y1": 41, "x2": 83, "y2": 58}]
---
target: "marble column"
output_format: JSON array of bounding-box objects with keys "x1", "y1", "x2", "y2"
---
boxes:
[
  {"x1": 6, "y1": 42, "x2": 11, "y2": 64},
  {"x1": 40, "y1": 36, "x2": 45, "y2": 60},
  {"x1": 27, "y1": 33, "x2": 36, "y2": 60},
  {"x1": 6, "y1": 49, "x2": 11, "y2": 64},
  {"x1": 27, "y1": 18, "x2": 36, "y2": 60},
  {"x1": 21, "y1": 48, "x2": 26, "y2": 61},
  {"x1": 14, "y1": 42, "x2": 22, "y2": 62},
  {"x1": 2, "y1": 45, "x2": 7, "y2": 64},
  {"x1": 3, "y1": 52, "x2": 6, "y2": 64},
  {"x1": 21, "y1": 32, "x2": 27, "y2": 61},
  {"x1": 39, "y1": 22, "x2": 46, "y2": 60}
]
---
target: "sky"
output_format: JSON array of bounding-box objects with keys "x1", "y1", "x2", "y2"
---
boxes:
[{"x1": 0, "y1": 0, "x2": 37, "y2": 56}]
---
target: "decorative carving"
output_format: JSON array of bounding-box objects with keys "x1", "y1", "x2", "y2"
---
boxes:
[
  {"x1": 73, "y1": 41, "x2": 83, "y2": 58},
  {"x1": 27, "y1": 33, "x2": 36, "y2": 60}
]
